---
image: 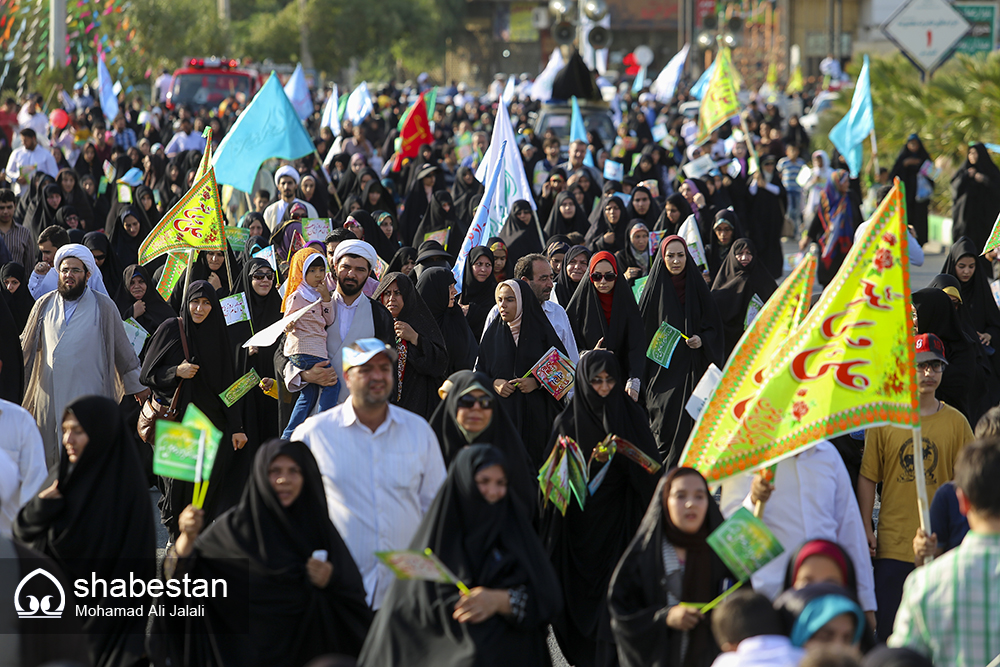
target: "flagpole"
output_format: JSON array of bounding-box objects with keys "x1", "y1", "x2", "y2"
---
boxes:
[
  {"x1": 869, "y1": 129, "x2": 879, "y2": 178},
  {"x1": 911, "y1": 426, "x2": 934, "y2": 563},
  {"x1": 183, "y1": 249, "x2": 195, "y2": 300}
]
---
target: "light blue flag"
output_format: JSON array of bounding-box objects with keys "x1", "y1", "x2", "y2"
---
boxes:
[
  {"x1": 97, "y1": 55, "x2": 118, "y2": 120},
  {"x1": 453, "y1": 141, "x2": 507, "y2": 293},
  {"x1": 211, "y1": 72, "x2": 316, "y2": 194},
  {"x1": 828, "y1": 55, "x2": 874, "y2": 178},
  {"x1": 690, "y1": 60, "x2": 715, "y2": 101},
  {"x1": 346, "y1": 81, "x2": 373, "y2": 125},
  {"x1": 631, "y1": 65, "x2": 647, "y2": 93},
  {"x1": 651, "y1": 44, "x2": 690, "y2": 104},
  {"x1": 570, "y1": 96, "x2": 595, "y2": 167},
  {"x1": 321, "y1": 84, "x2": 340, "y2": 135},
  {"x1": 283, "y1": 63, "x2": 313, "y2": 121}
]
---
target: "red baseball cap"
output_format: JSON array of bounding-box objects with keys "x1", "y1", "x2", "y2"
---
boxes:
[{"x1": 914, "y1": 333, "x2": 947, "y2": 364}]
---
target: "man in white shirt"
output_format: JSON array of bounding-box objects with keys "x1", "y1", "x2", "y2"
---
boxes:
[
  {"x1": 154, "y1": 68, "x2": 172, "y2": 104},
  {"x1": 482, "y1": 254, "x2": 579, "y2": 365},
  {"x1": 0, "y1": 395, "x2": 46, "y2": 536},
  {"x1": 163, "y1": 117, "x2": 207, "y2": 157},
  {"x1": 5, "y1": 128, "x2": 58, "y2": 196},
  {"x1": 719, "y1": 440, "x2": 877, "y2": 630},
  {"x1": 556, "y1": 140, "x2": 603, "y2": 188},
  {"x1": 263, "y1": 165, "x2": 318, "y2": 230},
  {"x1": 292, "y1": 338, "x2": 446, "y2": 609}
]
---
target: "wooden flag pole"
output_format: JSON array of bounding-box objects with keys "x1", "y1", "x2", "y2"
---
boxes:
[
  {"x1": 869, "y1": 129, "x2": 880, "y2": 179},
  {"x1": 182, "y1": 249, "x2": 195, "y2": 299},
  {"x1": 912, "y1": 426, "x2": 934, "y2": 563}
]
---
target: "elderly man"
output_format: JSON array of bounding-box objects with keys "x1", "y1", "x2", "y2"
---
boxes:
[
  {"x1": 557, "y1": 139, "x2": 603, "y2": 188},
  {"x1": 263, "y1": 165, "x2": 318, "y2": 229},
  {"x1": 292, "y1": 338, "x2": 446, "y2": 609},
  {"x1": 281, "y1": 239, "x2": 394, "y2": 405},
  {"x1": 20, "y1": 244, "x2": 148, "y2": 467}
]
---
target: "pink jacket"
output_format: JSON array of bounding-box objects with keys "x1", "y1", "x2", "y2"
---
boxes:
[{"x1": 282, "y1": 287, "x2": 335, "y2": 359}]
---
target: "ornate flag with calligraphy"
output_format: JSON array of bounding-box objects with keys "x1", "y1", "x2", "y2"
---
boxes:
[
  {"x1": 696, "y1": 44, "x2": 741, "y2": 145},
  {"x1": 686, "y1": 180, "x2": 918, "y2": 484},
  {"x1": 138, "y1": 168, "x2": 226, "y2": 264},
  {"x1": 982, "y1": 211, "x2": 1000, "y2": 256},
  {"x1": 678, "y1": 253, "x2": 815, "y2": 482}
]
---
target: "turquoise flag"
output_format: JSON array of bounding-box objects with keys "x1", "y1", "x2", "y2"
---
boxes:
[
  {"x1": 828, "y1": 55, "x2": 874, "y2": 178},
  {"x1": 690, "y1": 60, "x2": 715, "y2": 100},
  {"x1": 212, "y1": 72, "x2": 316, "y2": 194},
  {"x1": 631, "y1": 65, "x2": 647, "y2": 93},
  {"x1": 570, "y1": 96, "x2": 596, "y2": 168}
]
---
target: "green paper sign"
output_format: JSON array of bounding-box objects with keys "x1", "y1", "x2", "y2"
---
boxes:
[
  {"x1": 744, "y1": 293, "x2": 764, "y2": 329},
  {"x1": 156, "y1": 252, "x2": 186, "y2": 301},
  {"x1": 646, "y1": 321, "x2": 684, "y2": 368},
  {"x1": 632, "y1": 275, "x2": 649, "y2": 302},
  {"x1": 706, "y1": 507, "x2": 784, "y2": 582},
  {"x1": 225, "y1": 226, "x2": 250, "y2": 252},
  {"x1": 152, "y1": 413, "x2": 221, "y2": 484},
  {"x1": 220, "y1": 368, "x2": 261, "y2": 407}
]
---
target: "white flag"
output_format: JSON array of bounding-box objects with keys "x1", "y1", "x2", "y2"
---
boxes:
[
  {"x1": 283, "y1": 63, "x2": 313, "y2": 121},
  {"x1": 679, "y1": 215, "x2": 708, "y2": 272},
  {"x1": 650, "y1": 44, "x2": 690, "y2": 105},
  {"x1": 321, "y1": 84, "x2": 340, "y2": 135},
  {"x1": 346, "y1": 81, "x2": 373, "y2": 125},
  {"x1": 475, "y1": 98, "x2": 538, "y2": 232},
  {"x1": 530, "y1": 48, "x2": 565, "y2": 102}
]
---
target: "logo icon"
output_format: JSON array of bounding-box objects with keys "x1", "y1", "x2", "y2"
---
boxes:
[{"x1": 14, "y1": 568, "x2": 65, "y2": 619}]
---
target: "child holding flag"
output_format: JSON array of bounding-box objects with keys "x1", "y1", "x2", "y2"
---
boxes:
[{"x1": 281, "y1": 248, "x2": 340, "y2": 438}]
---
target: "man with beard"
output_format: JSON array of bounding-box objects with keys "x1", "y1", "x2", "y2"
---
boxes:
[
  {"x1": 281, "y1": 240, "x2": 395, "y2": 406},
  {"x1": 264, "y1": 165, "x2": 318, "y2": 229},
  {"x1": 19, "y1": 244, "x2": 148, "y2": 467},
  {"x1": 291, "y1": 338, "x2": 446, "y2": 609}
]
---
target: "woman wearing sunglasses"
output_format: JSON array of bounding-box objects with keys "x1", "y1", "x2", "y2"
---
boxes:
[
  {"x1": 565, "y1": 251, "x2": 645, "y2": 401},
  {"x1": 427, "y1": 370, "x2": 537, "y2": 512}
]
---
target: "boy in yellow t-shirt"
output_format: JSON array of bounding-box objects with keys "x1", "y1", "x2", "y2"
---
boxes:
[{"x1": 859, "y1": 333, "x2": 974, "y2": 637}]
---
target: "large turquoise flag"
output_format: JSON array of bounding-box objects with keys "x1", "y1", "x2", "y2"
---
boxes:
[
  {"x1": 212, "y1": 72, "x2": 316, "y2": 194},
  {"x1": 570, "y1": 96, "x2": 596, "y2": 168},
  {"x1": 828, "y1": 55, "x2": 874, "y2": 178}
]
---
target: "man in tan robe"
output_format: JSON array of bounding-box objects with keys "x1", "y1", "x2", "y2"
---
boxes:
[{"x1": 20, "y1": 244, "x2": 149, "y2": 467}]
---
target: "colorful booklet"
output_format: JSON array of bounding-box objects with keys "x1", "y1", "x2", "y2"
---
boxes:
[
  {"x1": 525, "y1": 346, "x2": 576, "y2": 400},
  {"x1": 538, "y1": 435, "x2": 588, "y2": 515}
]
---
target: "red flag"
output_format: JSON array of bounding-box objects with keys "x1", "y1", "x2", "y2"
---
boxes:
[{"x1": 392, "y1": 95, "x2": 432, "y2": 172}]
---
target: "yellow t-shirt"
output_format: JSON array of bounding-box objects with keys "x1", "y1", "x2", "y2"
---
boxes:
[{"x1": 861, "y1": 402, "x2": 973, "y2": 562}]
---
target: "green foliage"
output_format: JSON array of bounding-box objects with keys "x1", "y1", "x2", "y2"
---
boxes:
[{"x1": 814, "y1": 52, "x2": 1000, "y2": 213}]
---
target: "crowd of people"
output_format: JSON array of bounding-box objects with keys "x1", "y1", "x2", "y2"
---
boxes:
[{"x1": 0, "y1": 53, "x2": 998, "y2": 667}]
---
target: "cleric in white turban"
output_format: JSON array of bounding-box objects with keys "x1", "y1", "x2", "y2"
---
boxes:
[
  {"x1": 20, "y1": 244, "x2": 149, "y2": 468},
  {"x1": 263, "y1": 164, "x2": 317, "y2": 229}
]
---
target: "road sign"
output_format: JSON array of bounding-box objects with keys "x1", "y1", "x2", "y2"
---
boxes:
[
  {"x1": 954, "y1": 2, "x2": 997, "y2": 55},
  {"x1": 881, "y1": 0, "x2": 972, "y2": 77}
]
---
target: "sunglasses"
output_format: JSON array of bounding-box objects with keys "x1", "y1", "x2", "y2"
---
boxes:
[
  {"x1": 456, "y1": 394, "x2": 493, "y2": 410},
  {"x1": 252, "y1": 271, "x2": 275, "y2": 281},
  {"x1": 591, "y1": 271, "x2": 617, "y2": 283}
]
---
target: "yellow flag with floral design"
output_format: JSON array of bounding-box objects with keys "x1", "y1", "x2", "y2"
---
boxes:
[
  {"x1": 689, "y1": 179, "x2": 918, "y2": 484},
  {"x1": 138, "y1": 167, "x2": 226, "y2": 264},
  {"x1": 679, "y1": 252, "x2": 816, "y2": 481}
]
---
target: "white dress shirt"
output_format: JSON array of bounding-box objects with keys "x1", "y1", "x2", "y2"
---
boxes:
[
  {"x1": 292, "y1": 401, "x2": 446, "y2": 609},
  {"x1": 263, "y1": 198, "x2": 318, "y2": 230},
  {"x1": 163, "y1": 130, "x2": 207, "y2": 156},
  {"x1": 5, "y1": 146, "x2": 59, "y2": 196},
  {"x1": 854, "y1": 219, "x2": 924, "y2": 266},
  {"x1": 709, "y1": 636, "x2": 805, "y2": 667},
  {"x1": 0, "y1": 399, "x2": 47, "y2": 537},
  {"x1": 719, "y1": 440, "x2": 877, "y2": 612},
  {"x1": 482, "y1": 299, "x2": 580, "y2": 364}
]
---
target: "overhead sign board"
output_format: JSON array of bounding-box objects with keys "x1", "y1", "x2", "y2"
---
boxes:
[
  {"x1": 954, "y1": 2, "x2": 997, "y2": 55},
  {"x1": 881, "y1": 0, "x2": 971, "y2": 76}
]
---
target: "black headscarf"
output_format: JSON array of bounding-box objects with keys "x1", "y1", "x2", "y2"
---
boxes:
[
  {"x1": 566, "y1": 251, "x2": 646, "y2": 379},
  {"x1": 347, "y1": 209, "x2": 399, "y2": 264},
  {"x1": 106, "y1": 205, "x2": 152, "y2": 268},
  {"x1": 451, "y1": 166, "x2": 484, "y2": 224},
  {"x1": 297, "y1": 172, "x2": 330, "y2": 218},
  {"x1": 373, "y1": 271, "x2": 449, "y2": 419},
  {"x1": 540, "y1": 351, "x2": 661, "y2": 667},
  {"x1": 544, "y1": 190, "x2": 590, "y2": 239},
  {"x1": 476, "y1": 279, "x2": 568, "y2": 467},
  {"x1": 711, "y1": 238, "x2": 777, "y2": 359},
  {"x1": 82, "y1": 230, "x2": 124, "y2": 298},
  {"x1": 1, "y1": 261, "x2": 34, "y2": 334},
  {"x1": 135, "y1": 184, "x2": 162, "y2": 225},
  {"x1": 54, "y1": 204, "x2": 79, "y2": 232},
  {"x1": 913, "y1": 287, "x2": 978, "y2": 420},
  {"x1": 14, "y1": 395, "x2": 156, "y2": 667},
  {"x1": 412, "y1": 190, "x2": 464, "y2": 259},
  {"x1": 459, "y1": 246, "x2": 497, "y2": 340},
  {"x1": 707, "y1": 208, "x2": 743, "y2": 280},
  {"x1": 654, "y1": 193, "x2": 694, "y2": 235},
  {"x1": 0, "y1": 292, "x2": 24, "y2": 403},
  {"x1": 639, "y1": 237, "x2": 724, "y2": 466},
  {"x1": 584, "y1": 194, "x2": 627, "y2": 251},
  {"x1": 169, "y1": 439, "x2": 372, "y2": 665},
  {"x1": 114, "y1": 264, "x2": 175, "y2": 343},
  {"x1": 498, "y1": 198, "x2": 544, "y2": 267},
  {"x1": 626, "y1": 185, "x2": 663, "y2": 228},
  {"x1": 358, "y1": 445, "x2": 562, "y2": 667},
  {"x1": 553, "y1": 244, "x2": 591, "y2": 306},
  {"x1": 416, "y1": 267, "x2": 478, "y2": 375},
  {"x1": 943, "y1": 237, "x2": 1000, "y2": 341},
  {"x1": 387, "y1": 245, "x2": 417, "y2": 275},
  {"x1": 26, "y1": 182, "x2": 64, "y2": 239},
  {"x1": 360, "y1": 177, "x2": 394, "y2": 216},
  {"x1": 608, "y1": 469, "x2": 732, "y2": 667}
]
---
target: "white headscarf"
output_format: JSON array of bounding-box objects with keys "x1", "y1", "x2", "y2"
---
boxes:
[
  {"x1": 274, "y1": 165, "x2": 301, "y2": 188},
  {"x1": 54, "y1": 243, "x2": 108, "y2": 296},
  {"x1": 332, "y1": 239, "x2": 377, "y2": 271}
]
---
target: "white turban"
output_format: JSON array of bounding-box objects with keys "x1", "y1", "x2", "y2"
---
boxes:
[
  {"x1": 274, "y1": 165, "x2": 301, "y2": 187},
  {"x1": 333, "y1": 240, "x2": 377, "y2": 270},
  {"x1": 54, "y1": 243, "x2": 108, "y2": 296}
]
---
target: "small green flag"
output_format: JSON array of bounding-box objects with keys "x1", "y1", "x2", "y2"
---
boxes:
[
  {"x1": 706, "y1": 507, "x2": 785, "y2": 582},
  {"x1": 220, "y1": 368, "x2": 262, "y2": 408}
]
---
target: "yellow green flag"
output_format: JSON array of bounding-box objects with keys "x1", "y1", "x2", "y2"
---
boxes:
[
  {"x1": 679, "y1": 252, "x2": 816, "y2": 481},
  {"x1": 696, "y1": 45, "x2": 741, "y2": 145},
  {"x1": 138, "y1": 167, "x2": 226, "y2": 264},
  {"x1": 785, "y1": 65, "x2": 803, "y2": 94},
  {"x1": 982, "y1": 211, "x2": 1000, "y2": 256},
  {"x1": 691, "y1": 180, "x2": 919, "y2": 484},
  {"x1": 195, "y1": 127, "x2": 213, "y2": 182}
]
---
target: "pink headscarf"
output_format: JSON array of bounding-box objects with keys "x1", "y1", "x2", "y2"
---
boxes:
[{"x1": 495, "y1": 279, "x2": 523, "y2": 344}]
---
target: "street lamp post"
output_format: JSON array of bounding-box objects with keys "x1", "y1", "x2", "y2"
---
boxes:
[{"x1": 48, "y1": 0, "x2": 66, "y2": 71}]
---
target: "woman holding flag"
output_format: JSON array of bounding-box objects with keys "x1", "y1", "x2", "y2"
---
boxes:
[{"x1": 803, "y1": 169, "x2": 862, "y2": 286}]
